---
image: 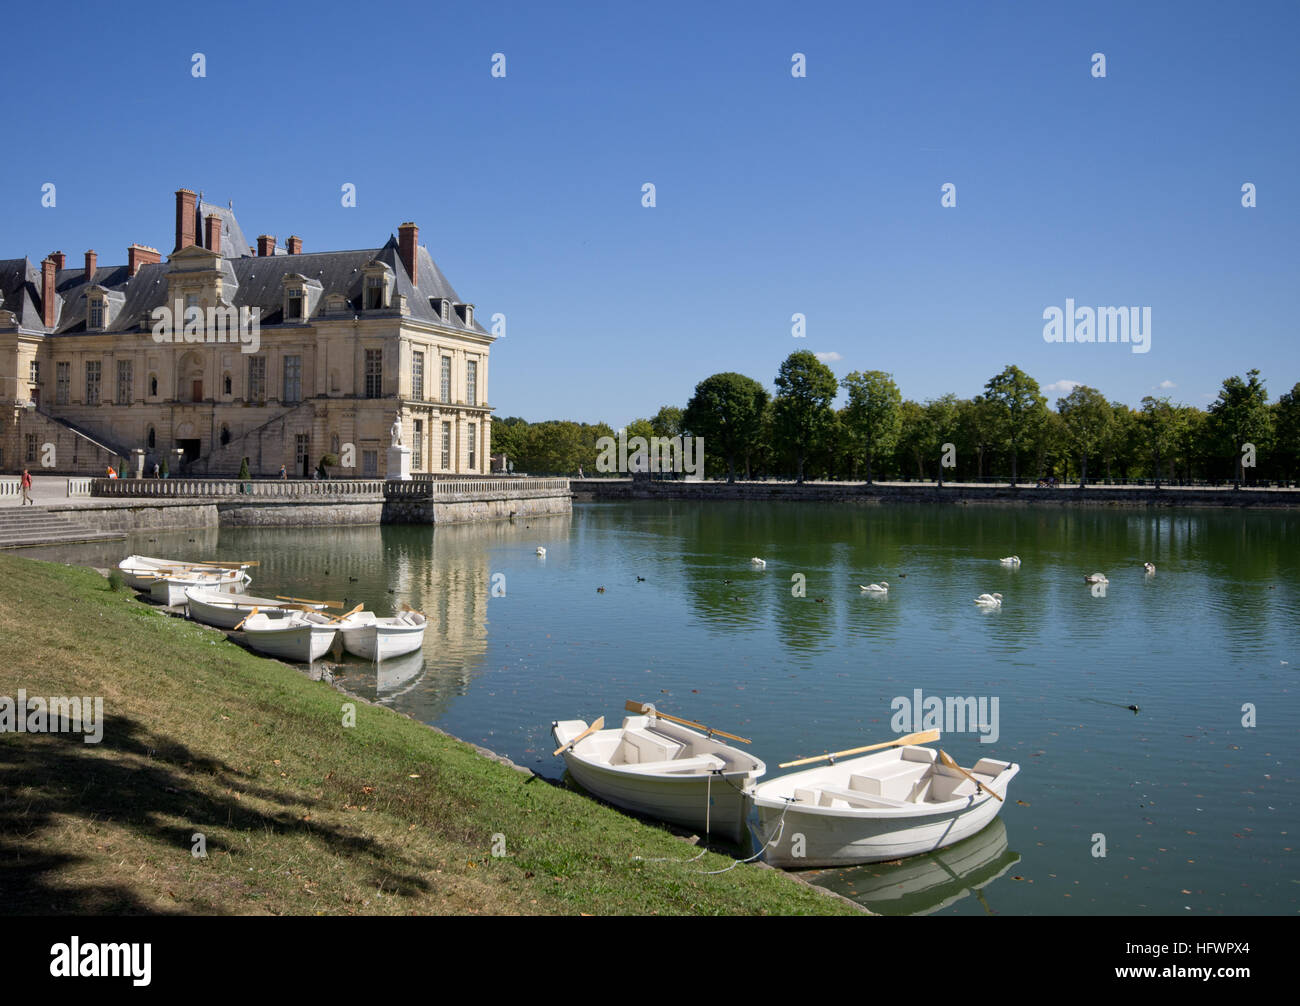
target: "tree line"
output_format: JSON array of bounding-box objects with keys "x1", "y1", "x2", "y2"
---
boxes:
[{"x1": 492, "y1": 352, "x2": 1300, "y2": 484}]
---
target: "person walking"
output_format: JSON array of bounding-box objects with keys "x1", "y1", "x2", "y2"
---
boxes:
[
  {"x1": 278, "y1": 464, "x2": 287, "y2": 480},
  {"x1": 152, "y1": 462, "x2": 160, "y2": 479},
  {"x1": 20, "y1": 467, "x2": 33, "y2": 505}
]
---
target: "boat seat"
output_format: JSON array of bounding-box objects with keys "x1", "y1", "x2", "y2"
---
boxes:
[
  {"x1": 848, "y1": 764, "x2": 930, "y2": 801},
  {"x1": 815, "y1": 785, "x2": 910, "y2": 809},
  {"x1": 619, "y1": 754, "x2": 725, "y2": 775},
  {"x1": 617, "y1": 728, "x2": 685, "y2": 765}
]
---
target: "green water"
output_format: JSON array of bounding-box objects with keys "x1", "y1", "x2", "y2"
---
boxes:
[{"x1": 47, "y1": 501, "x2": 1299, "y2": 915}]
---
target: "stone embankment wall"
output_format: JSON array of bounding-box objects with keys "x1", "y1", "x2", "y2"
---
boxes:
[{"x1": 570, "y1": 478, "x2": 1300, "y2": 509}]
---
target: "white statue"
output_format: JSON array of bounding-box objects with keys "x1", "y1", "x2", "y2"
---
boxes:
[{"x1": 390, "y1": 414, "x2": 403, "y2": 447}]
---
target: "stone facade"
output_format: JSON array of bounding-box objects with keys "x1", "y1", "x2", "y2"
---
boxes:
[{"x1": 1, "y1": 189, "x2": 495, "y2": 477}]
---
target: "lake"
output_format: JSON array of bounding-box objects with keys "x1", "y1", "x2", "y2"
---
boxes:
[{"x1": 42, "y1": 500, "x2": 1298, "y2": 915}]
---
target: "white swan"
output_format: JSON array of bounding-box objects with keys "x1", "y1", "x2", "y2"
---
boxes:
[
  {"x1": 536, "y1": 547, "x2": 546, "y2": 557},
  {"x1": 999, "y1": 556, "x2": 1021, "y2": 566},
  {"x1": 859, "y1": 582, "x2": 888, "y2": 594},
  {"x1": 1084, "y1": 573, "x2": 1108, "y2": 584},
  {"x1": 750, "y1": 557, "x2": 767, "y2": 569},
  {"x1": 1143, "y1": 562, "x2": 1156, "y2": 575},
  {"x1": 974, "y1": 592, "x2": 1003, "y2": 607}
]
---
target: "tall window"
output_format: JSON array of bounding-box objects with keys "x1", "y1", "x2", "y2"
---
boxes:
[
  {"x1": 466, "y1": 359, "x2": 477, "y2": 407},
  {"x1": 85, "y1": 360, "x2": 101, "y2": 404},
  {"x1": 362, "y1": 450, "x2": 378, "y2": 476},
  {"x1": 412, "y1": 420, "x2": 423, "y2": 467},
  {"x1": 366, "y1": 275, "x2": 384, "y2": 309},
  {"x1": 247, "y1": 356, "x2": 266, "y2": 404},
  {"x1": 89, "y1": 298, "x2": 104, "y2": 329},
  {"x1": 56, "y1": 362, "x2": 70, "y2": 405},
  {"x1": 364, "y1": 349, "x2": 383, "y2": 398},
  {"x1": 283, "y1": 355, "x2": 301, "y2": 404},
  {"x1": 116, "y1": 360, "x2": 133, "y2": 405},
  {"x1": 441, "y1": 421, "x2": 451, "y2": 469},
  {"x1": 468, "y1": 422, "x2": 477, "y2": 470},
  {"x1": 411, "y1": 351, "x2": 424, "y2": 400},
  {"x1": 29, "y1": 360, "x2": 39, "y2": 384},
  {"x1": 440, "y1": 355, "x2": 451, "y2": 402},
  {"x1": 295, "y1": 434, "x2": 309, "y2": 475},
  {"x1": 26, "y1": 433, "x2": 37, "y2": 462},
  {"x1": 147, "y1": 427, "x2": 155, "y2": 449}
]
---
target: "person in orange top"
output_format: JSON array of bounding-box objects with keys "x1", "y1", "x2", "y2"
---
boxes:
[
  {"x1": 106, "y1": 465, "x2": 117, "y2": 479},
  {"x1": 21, "y1": 467, "x2": 33, "y2": 505}
]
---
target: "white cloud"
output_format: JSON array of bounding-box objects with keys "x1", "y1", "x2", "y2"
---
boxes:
[
  {"x1": 1158, "y1": 379, "x2": 1177, "y2": 389},
  {"x1": 814, "y1": 351, "x2": 842, "y2": 363},
  {"x1": 1044, "y1": 379, "x2": 1081, "y2": 394}
]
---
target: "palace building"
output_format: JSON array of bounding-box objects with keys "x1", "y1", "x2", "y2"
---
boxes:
[{"x1": 0, "y1": 188, "x2": 495, "y2": 477}]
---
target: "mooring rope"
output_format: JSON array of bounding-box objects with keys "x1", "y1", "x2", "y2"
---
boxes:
[
  {"x1": 695, "y1": 796, "x2": 793, "y2": 875},
  {"x1": 631, "y1": 770, "x2": 715, "y2": 864}
]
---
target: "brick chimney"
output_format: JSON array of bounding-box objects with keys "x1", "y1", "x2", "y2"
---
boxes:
[
  {"x1": 398, "y1": 222, "x2": 418, "y2": 287},
  {"x1": 128, "y1": 244, "x2": 161, "y2": 277},
  {"x1": 175, "y1": 188, "x2": 197, "y2": 251},
  {"x1": 84, "y1": 249, "x2": 97, "y2": 282},
  {"x1": 41, "y1": 257, "x2": 57, "y2": 328},
  {"x1": 205, "y1": 214, "x2": 222, "y2": 255},
  {"x1": 286, "y1": 235, "x2": 302, "y2": 255},
  {"x1": 257, "y1": 234, "x2": 276, "y2": 257},
  {"x1": 50, "y1": 251, "x2": 66, "y2": 271}
]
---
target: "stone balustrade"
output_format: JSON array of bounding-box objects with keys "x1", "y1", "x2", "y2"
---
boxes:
[{"x1": 92, "y1": 478, "x2": 387, "y2": 498}]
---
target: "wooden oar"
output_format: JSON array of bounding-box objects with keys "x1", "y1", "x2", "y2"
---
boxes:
[
  {"x1": 624, "y1": 700, "x2": 752, "y2": 744},
  {"x1": 324, "y1": 603, "x2": 364, "y2": 624},
  {"x1": 552, "y1": 716, "x2": 605, "y2": 757},
  {"x1": 203, "y1": 560, "x2": 260, "y2": 568},
  {"x1": 232, "y1": 606, "x2": 259, "y2": 631},
  {"x1": 276, "y1": 595, "x2": 343, "y2": 608},
  {"x1": 778, "y1": 729, "x2": 941, "y2": 768},
  {"x1": 939, "y1": 749, "x2": 1003, "y2": 802},
  {"x1": 401, "y1": 603, "x2": 426, "y2": 617}
]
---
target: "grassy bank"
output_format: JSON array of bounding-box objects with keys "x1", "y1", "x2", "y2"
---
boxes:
[{"x1": 0, "y1": 555, "x2": 858, "y2": 916}]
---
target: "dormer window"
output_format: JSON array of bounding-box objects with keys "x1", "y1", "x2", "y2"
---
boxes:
[
  {"x1": 89, "y1": 296, "x2": 105, "y2": 329},
  {"x1": 431, "y1": 297, "x2": 450, "y2": 323},
  {"x1": 454, "y1": 302, "x2": 474, "y2": 327},
  {"x1": 281, "y1": 273, "x2": 320, "y2": 321}
]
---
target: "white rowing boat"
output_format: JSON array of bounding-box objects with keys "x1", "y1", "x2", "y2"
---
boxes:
[
  {"x1": 747, "y1": 745, "x2": 1018, "y2": 868},
  {"x1": 551, "y1": 713, "x2": 766, "y2": 843},
  {"x1": 118, "y1": 554, "x2": 246, "y2": 591},
  {"x1": 149, "y1": 568, "x2": 250, "y2": 606},
  {"x1": 184, "y1": 587, "x2": 325, "y2": 629},
  {"x1": 340, "y1": 611, "x2": 427, "y2": 661},
  {"x1": 239, "y1": 610, "x2": 339, "y2": 663}
]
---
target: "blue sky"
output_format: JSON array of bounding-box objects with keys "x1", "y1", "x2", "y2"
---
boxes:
[{"x1": 2, "y1": 0, "x2": 1296, "y2": 424}]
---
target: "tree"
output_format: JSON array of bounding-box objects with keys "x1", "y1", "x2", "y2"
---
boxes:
[
  {"x1": 771, "y1": 351, "x2": 837, "y2": 483},
  {"x1": 1274, "y1": 382, "x2": 1300, "y2": 481},
  {"x1": 924, "y1": 394, "x2": 960, "y2": 484},
  {"x1": 1139, "y1": 396, "x2": 1181, "y2": 487},
  {"x1": 893, "y1": 401, "x2": 928, "y2": 478},
  {"x1": 1207, "y1": 369, "x2": 1273, "y2": 486},
  {"x1": 983, "y1": 365, "x2": 1047, "y2": 485},
  {"x1": 958, "y1": 396, "x2": 998, "y2": 480},
  {"x1": 651, "y1": 405, "x2": 684, "y2": 439},
  {"x1": 491, "y1": 416, "x2": 529, "y2": 465},
  {"x1": 840, "y1": 370, "x2": 902, "y2": 484},
  {"x1": 682, "y1": 373, "x2": 768, "y2": 483},
  {"x1": 1056, "y1": 385, "x2": 1112, "y2": 486}
]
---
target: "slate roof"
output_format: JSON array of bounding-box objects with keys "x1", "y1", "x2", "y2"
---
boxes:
[{"x1": 2, "y1": 203, "x2": 489, "y2": 337}]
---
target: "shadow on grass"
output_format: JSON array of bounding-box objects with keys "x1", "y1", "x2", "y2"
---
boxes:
[{"x1": 0, "y1": 710, "x2": 433, "y2": 915}]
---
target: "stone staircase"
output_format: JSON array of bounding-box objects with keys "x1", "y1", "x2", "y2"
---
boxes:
[{"x1": 0, "y1": 507, "x2": 125, "y2": 549}]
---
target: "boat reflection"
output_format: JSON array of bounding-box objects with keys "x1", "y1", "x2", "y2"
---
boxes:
[
  {"x1": 803, "y1": 817, "x2": 1020, "y2": 916},
  {"x1": 373, "y1": 649, "x2": 428, "y2": 700}
]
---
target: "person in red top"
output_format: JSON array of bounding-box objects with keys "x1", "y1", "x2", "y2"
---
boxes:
[{"x1": 20, "y1": 467, "x2": 33, "y2": 505}]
